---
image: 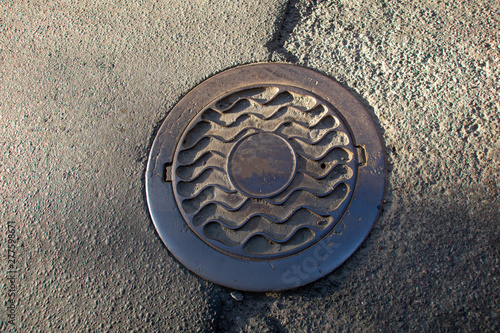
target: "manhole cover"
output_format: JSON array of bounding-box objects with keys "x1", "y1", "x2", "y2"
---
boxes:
[{"x1": 146, "y1": 63, "x2": 386, "y2": 291}]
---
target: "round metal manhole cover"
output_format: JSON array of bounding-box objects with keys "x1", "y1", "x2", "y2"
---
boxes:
[{"x1": 146, "y1": 63, "x2": 386, "y2": 291}]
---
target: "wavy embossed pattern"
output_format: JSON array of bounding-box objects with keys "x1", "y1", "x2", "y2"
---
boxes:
[
  {"x1": 191, "y1": 183, "x2": 350, "y2": 228},
  {"x1": 173, "y1": 86, "x2": 356, "y2": 258},
  {"x1": 203, "y1": 209, "x2": 333, "y2": 247}
]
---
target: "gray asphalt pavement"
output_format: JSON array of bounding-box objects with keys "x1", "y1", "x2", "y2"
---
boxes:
[{"x1": 1, "y1": 0, "x2": 498, "y2": 331}]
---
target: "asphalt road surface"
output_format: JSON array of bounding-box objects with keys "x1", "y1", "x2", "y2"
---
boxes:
[{"x1": 1, "y1": 0, "x2": 498, "y2": 331}]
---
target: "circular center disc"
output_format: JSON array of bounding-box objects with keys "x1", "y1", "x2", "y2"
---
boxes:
[{"x1": 228, "y1": 133, "x2": 296, "y2": 198}]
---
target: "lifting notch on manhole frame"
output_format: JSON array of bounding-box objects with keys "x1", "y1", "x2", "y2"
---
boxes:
[
  {"x1": 163, "y1": 162, "x2": 173, "y2": 182},
  {"x1": 355, "y1": 145, "x2": 367, "y2": 166}
]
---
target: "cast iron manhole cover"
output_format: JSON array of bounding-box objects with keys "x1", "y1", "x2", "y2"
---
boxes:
[{"x1": 146, "y1": 63, "x2": 385, "y2": 291}]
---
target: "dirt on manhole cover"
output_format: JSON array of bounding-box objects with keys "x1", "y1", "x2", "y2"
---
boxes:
[{"x1": 146, "y1": 63, "x2": 386, "y2": 291}]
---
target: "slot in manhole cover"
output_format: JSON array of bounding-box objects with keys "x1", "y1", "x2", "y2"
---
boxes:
[{"x1": 146, "y1": 63, "x2": 385, "y2": 291}]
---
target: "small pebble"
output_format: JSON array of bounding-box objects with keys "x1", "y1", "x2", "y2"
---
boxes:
[{"x1": 230, "y1": 291, "x2": 243, "y2": 301}]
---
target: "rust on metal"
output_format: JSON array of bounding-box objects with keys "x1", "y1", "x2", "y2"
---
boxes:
[
  {"x1": 146, "y1": 63, "x2": 386, "y2": 291},
  {"x1": 172, "y1": 84, "x2": 357, "y2": 259}
]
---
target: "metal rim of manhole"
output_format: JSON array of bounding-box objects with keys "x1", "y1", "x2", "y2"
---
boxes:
[{"x1": 146, "y1": 63, "x2": 386, "y2": 291}]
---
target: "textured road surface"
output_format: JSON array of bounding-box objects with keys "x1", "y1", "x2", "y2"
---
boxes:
[{"x1": 1, "y1": 0, "x2": 499, "y2": 331}]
